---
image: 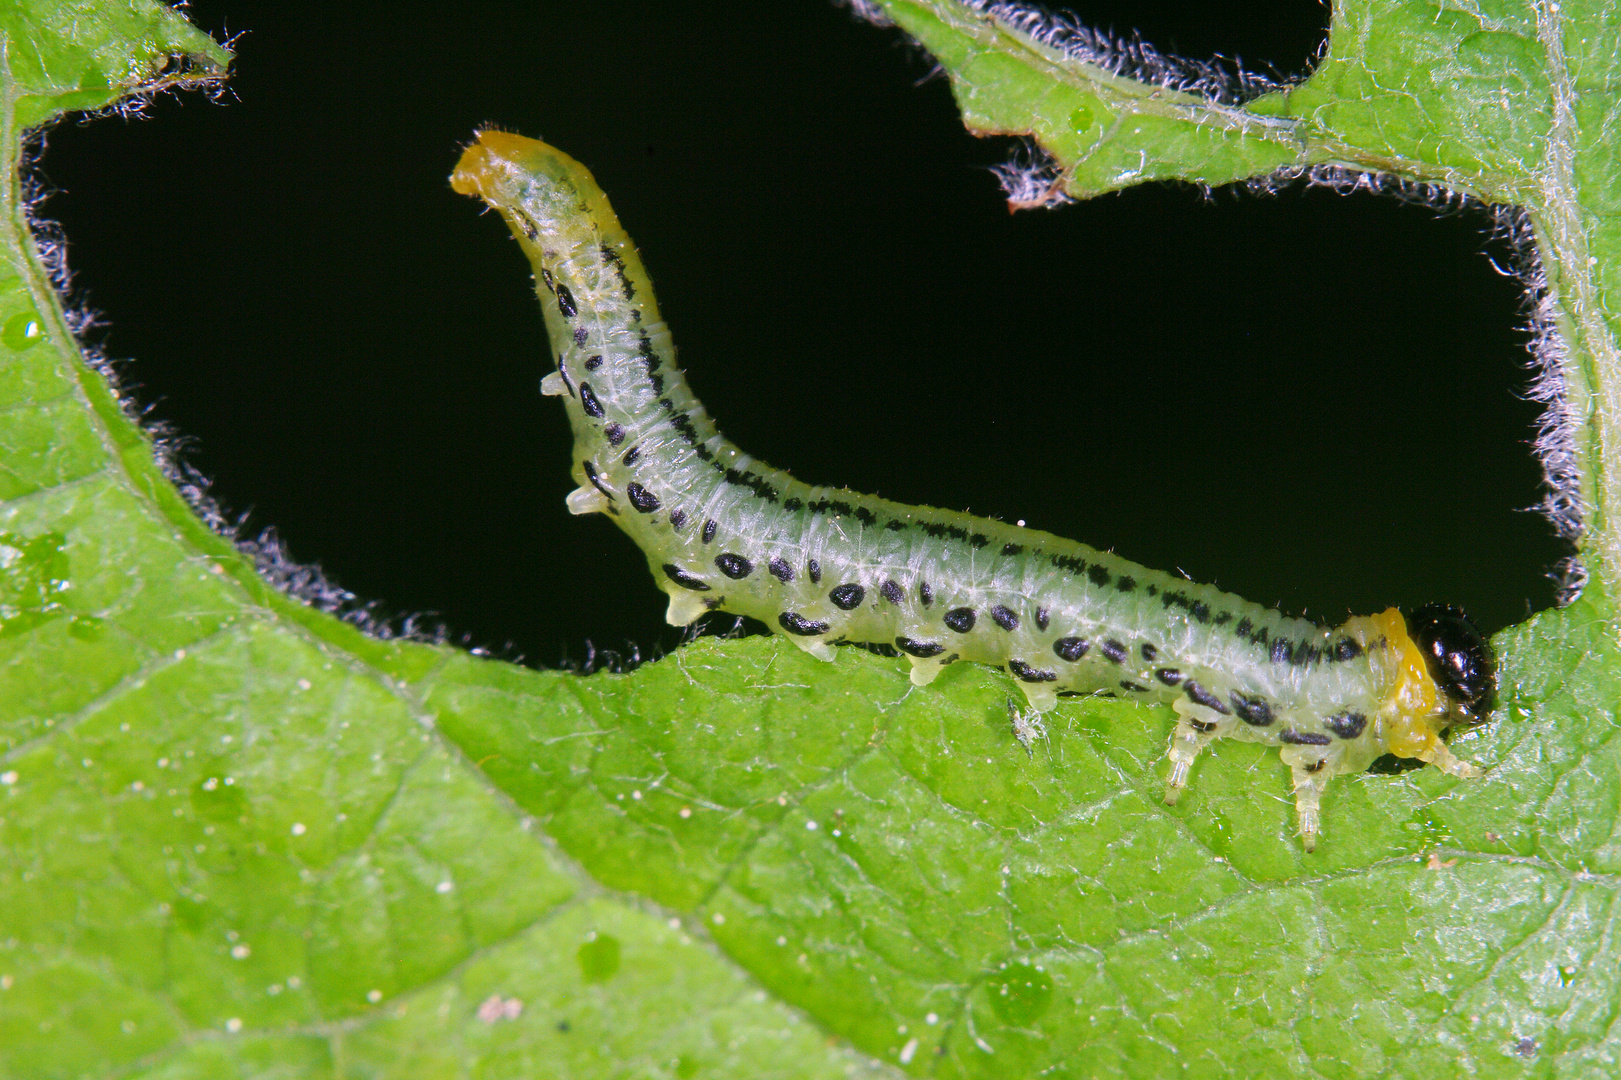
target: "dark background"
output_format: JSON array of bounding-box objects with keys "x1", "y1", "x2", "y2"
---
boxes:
[{"x1": 37, "y1": 1, "x2": 1567, "y2": 666}]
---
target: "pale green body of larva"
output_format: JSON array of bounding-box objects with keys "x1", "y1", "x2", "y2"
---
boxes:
[{"x1": 452, "y1": 131, "x2": 1481, "y2": 850}]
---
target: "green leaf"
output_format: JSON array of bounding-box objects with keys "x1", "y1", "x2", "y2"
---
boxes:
[{"x1": 3, "y1": 1, "x2": 1619, "y2": 1078}]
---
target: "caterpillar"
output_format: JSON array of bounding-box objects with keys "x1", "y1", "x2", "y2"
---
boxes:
[{"x1": 451, "y1": 131, "x2": 1496, "y2": 851}]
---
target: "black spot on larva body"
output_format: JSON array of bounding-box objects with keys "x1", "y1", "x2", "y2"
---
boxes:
[
  {"x1": 1183, "y1": 680, "x2": 1231, "y2": 714},
  {"x1": 1053, "y1": 637, "x2": 1089, "y2": 662},
  {"x1": 600, "y1": 244, "x2": 636, "y2": 299},
  {"x1": 1332, "y1": 638, "x2": 1363, "y2": 662},
  {"x1": 581, "y1": 459, "x2": 615, "y2": 503},
  {"x1": 573, "y1": 326, "x2": 588, "y2": 347},
  {"x1": 970, "y1": 533, "x2": 989, "y2": 549},
  {"x1": 1120, "y1": 680, "x2": 1146, "y2": 693},
  {"x1": 1188, "y1": 717, "x2": 1218, "y2": 733},
  {"x1": 784, "y1": 497, "x2": 803, "y2": 512},
  {"x1": 1140, "y1": 643, "x2": 1157, "y2": 661},
  {"x1": 1250, "y1": 626, "x2": 1269, "y2": 646},
  {"x1": 943, "y1": 607, "x2": 976, "y2": 633},
  {"x1": 1230, "y1": 692, "x2": 1274, "y2": 726},
  {"x1": 667, "y1": 410, "x2": 712, "y2": 460},
  {"x1": 723, "y1": 467, "x2": 779, "y2": 502},
  {"x1": 604, "y1": 422, "x2": 625, "y2": 446},
  {"x1": 622, "y1": 445, "x2": 641, "y2": 467},
  {"x1": 779, "y1": 611, "x2": 829, "y2": 635},
  {"x1": 555, "y1": 282, "x2": 578, "y2": 318},
  {"x1": 626, "y1": 482, "x2": 660, "y2": 513},
  {"x1": 885, "y1": 520, "x2": 907, "y2": 532},
  {"x1": 830, "y1": 583, "x2": 865, "y2": 610},
  {"x1": 1213, "y1": 611, "x2": 1233, "y2": 625},
  {"x1": 1305, "y1": 759, "x2": 1327, "y2": 773},
  {"x1": 1271, "y1": 639, "x2": 1291, "y2": 665},
  {"x1": 807, "y1": 559, "x2": 822, "y2": 584},
  {"x1": 669, "y1": 509, "x2": 688, "y2": 530},
  {"x1": 895, "y1": 636, "x2": 945, "y2": 658},
  {"x1": 663, "y1": 564, "x2": 710, "y2": 591},
  {"x1": 1035, "y1": 607, "x2": 1049, "y2": 631},
  {"x1": 579, "y1": 383, "x2": 605, "y2": 419},
  {"x1": 1190, "y1": 602, "x2": 1211, "y2": 624},
  {"x1": 1001, "y1": 542, "x2": 1023, "y2": 557},
  {"x1": 1116, "y1": 575, "x2": 1136, "y2": 593},
  {"x1": 1099, "y1": 640, "x2": 1127, "y2": 664},
  {"x1": 1325, "y1": 711, "x2": 1367, "y2": 739},
  {"x1": 540, "y1": 267, "x2": 555, "y2": 291},
  {"x1": 584, "y1": 354, "x2": 602, "y2": 370},
  {"x1": 1155, "y1": 668, "x2": 1183, "y2": 685},
  {"x1": 918, "y1": 582, "x2": 933, "y2": 606},
  {"x1": 880, "y1": 580, "x2": 905, "y2": 605},
  {"x1": 927, "y1": 518, "x2": 972, "y2": 541},
  {"x1": 769, "y1": 557, "x2": 794, "y2": 583},
  {"x1": 715, "y1": 553, "x2": 753, "y2": 579},
  {"x1": 514, "y1": 210, "x2": 541, "y2": 241},
  {"x1": 990, "y1": 605, "x2": 1019, "y2": 631},
  {"x1": 1146, "y1": 584, "x2": 1157, "y2": 597},
  {"x1": 742, "y1": 470, "x2": 778, "y2": 499},
  {"x1": 1051, "y1": 554, "x2": 1085, "y2": 575},
  {"x1": 701, "y1": 519, "x2": 717, "y2": 544},
  {"x1": 1235, "y1": 617, "x2": 1253, "y2": 638},
  {"x1": 1008, "y1": 659, "x2": 1058, "y2": 683},
  {"x1": 1087, "y1": 565, "x2": 1110, "y2": 588},
  {"x1": 1295, "y1": 643, "x2": 1322, "y2": 666},
  {"x1": 1281, "y1": 730, "x2": 1332, "y2": 746},
  {"x1": 855, "y1": 507, "x2": 876, "y2": 527}
]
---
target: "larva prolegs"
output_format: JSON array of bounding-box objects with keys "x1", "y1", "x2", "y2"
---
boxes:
[
  {"x1": 1417, "y1": 739, "x2": 1484, "y2": 780},
  {"x1": 905, "y1": 654, "x2": 943, "y2": 687},
  {"x1": 453, "y1": 131, "x2": 1499, "y2": 851},
  {"x1": 1007, "y1": 698, "x2": 1048, "y2": 751},
  {"x1": 664, "y1": 590, "x2": 711, "y2": 629},
  {"x1": 1164, "y1": 699, "x2": 1224, "y2": 804},
  {"x1": 1287, "y1": 759, "x2": 1330, "y2": 853}
]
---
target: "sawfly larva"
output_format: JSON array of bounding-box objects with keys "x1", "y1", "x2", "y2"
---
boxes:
[{"x1": 451, "y1": 131, "x2": 1495, "y2": 851}]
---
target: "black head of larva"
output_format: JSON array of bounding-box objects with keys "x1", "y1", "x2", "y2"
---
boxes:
[{"x1": 1407, "y1": 603, "x2": 1496, "y2": 722}]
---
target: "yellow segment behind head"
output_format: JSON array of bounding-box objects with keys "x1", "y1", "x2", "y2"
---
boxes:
[{"x1": 1366, "y1": 607, "x2": 1444, "y2": 759}]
